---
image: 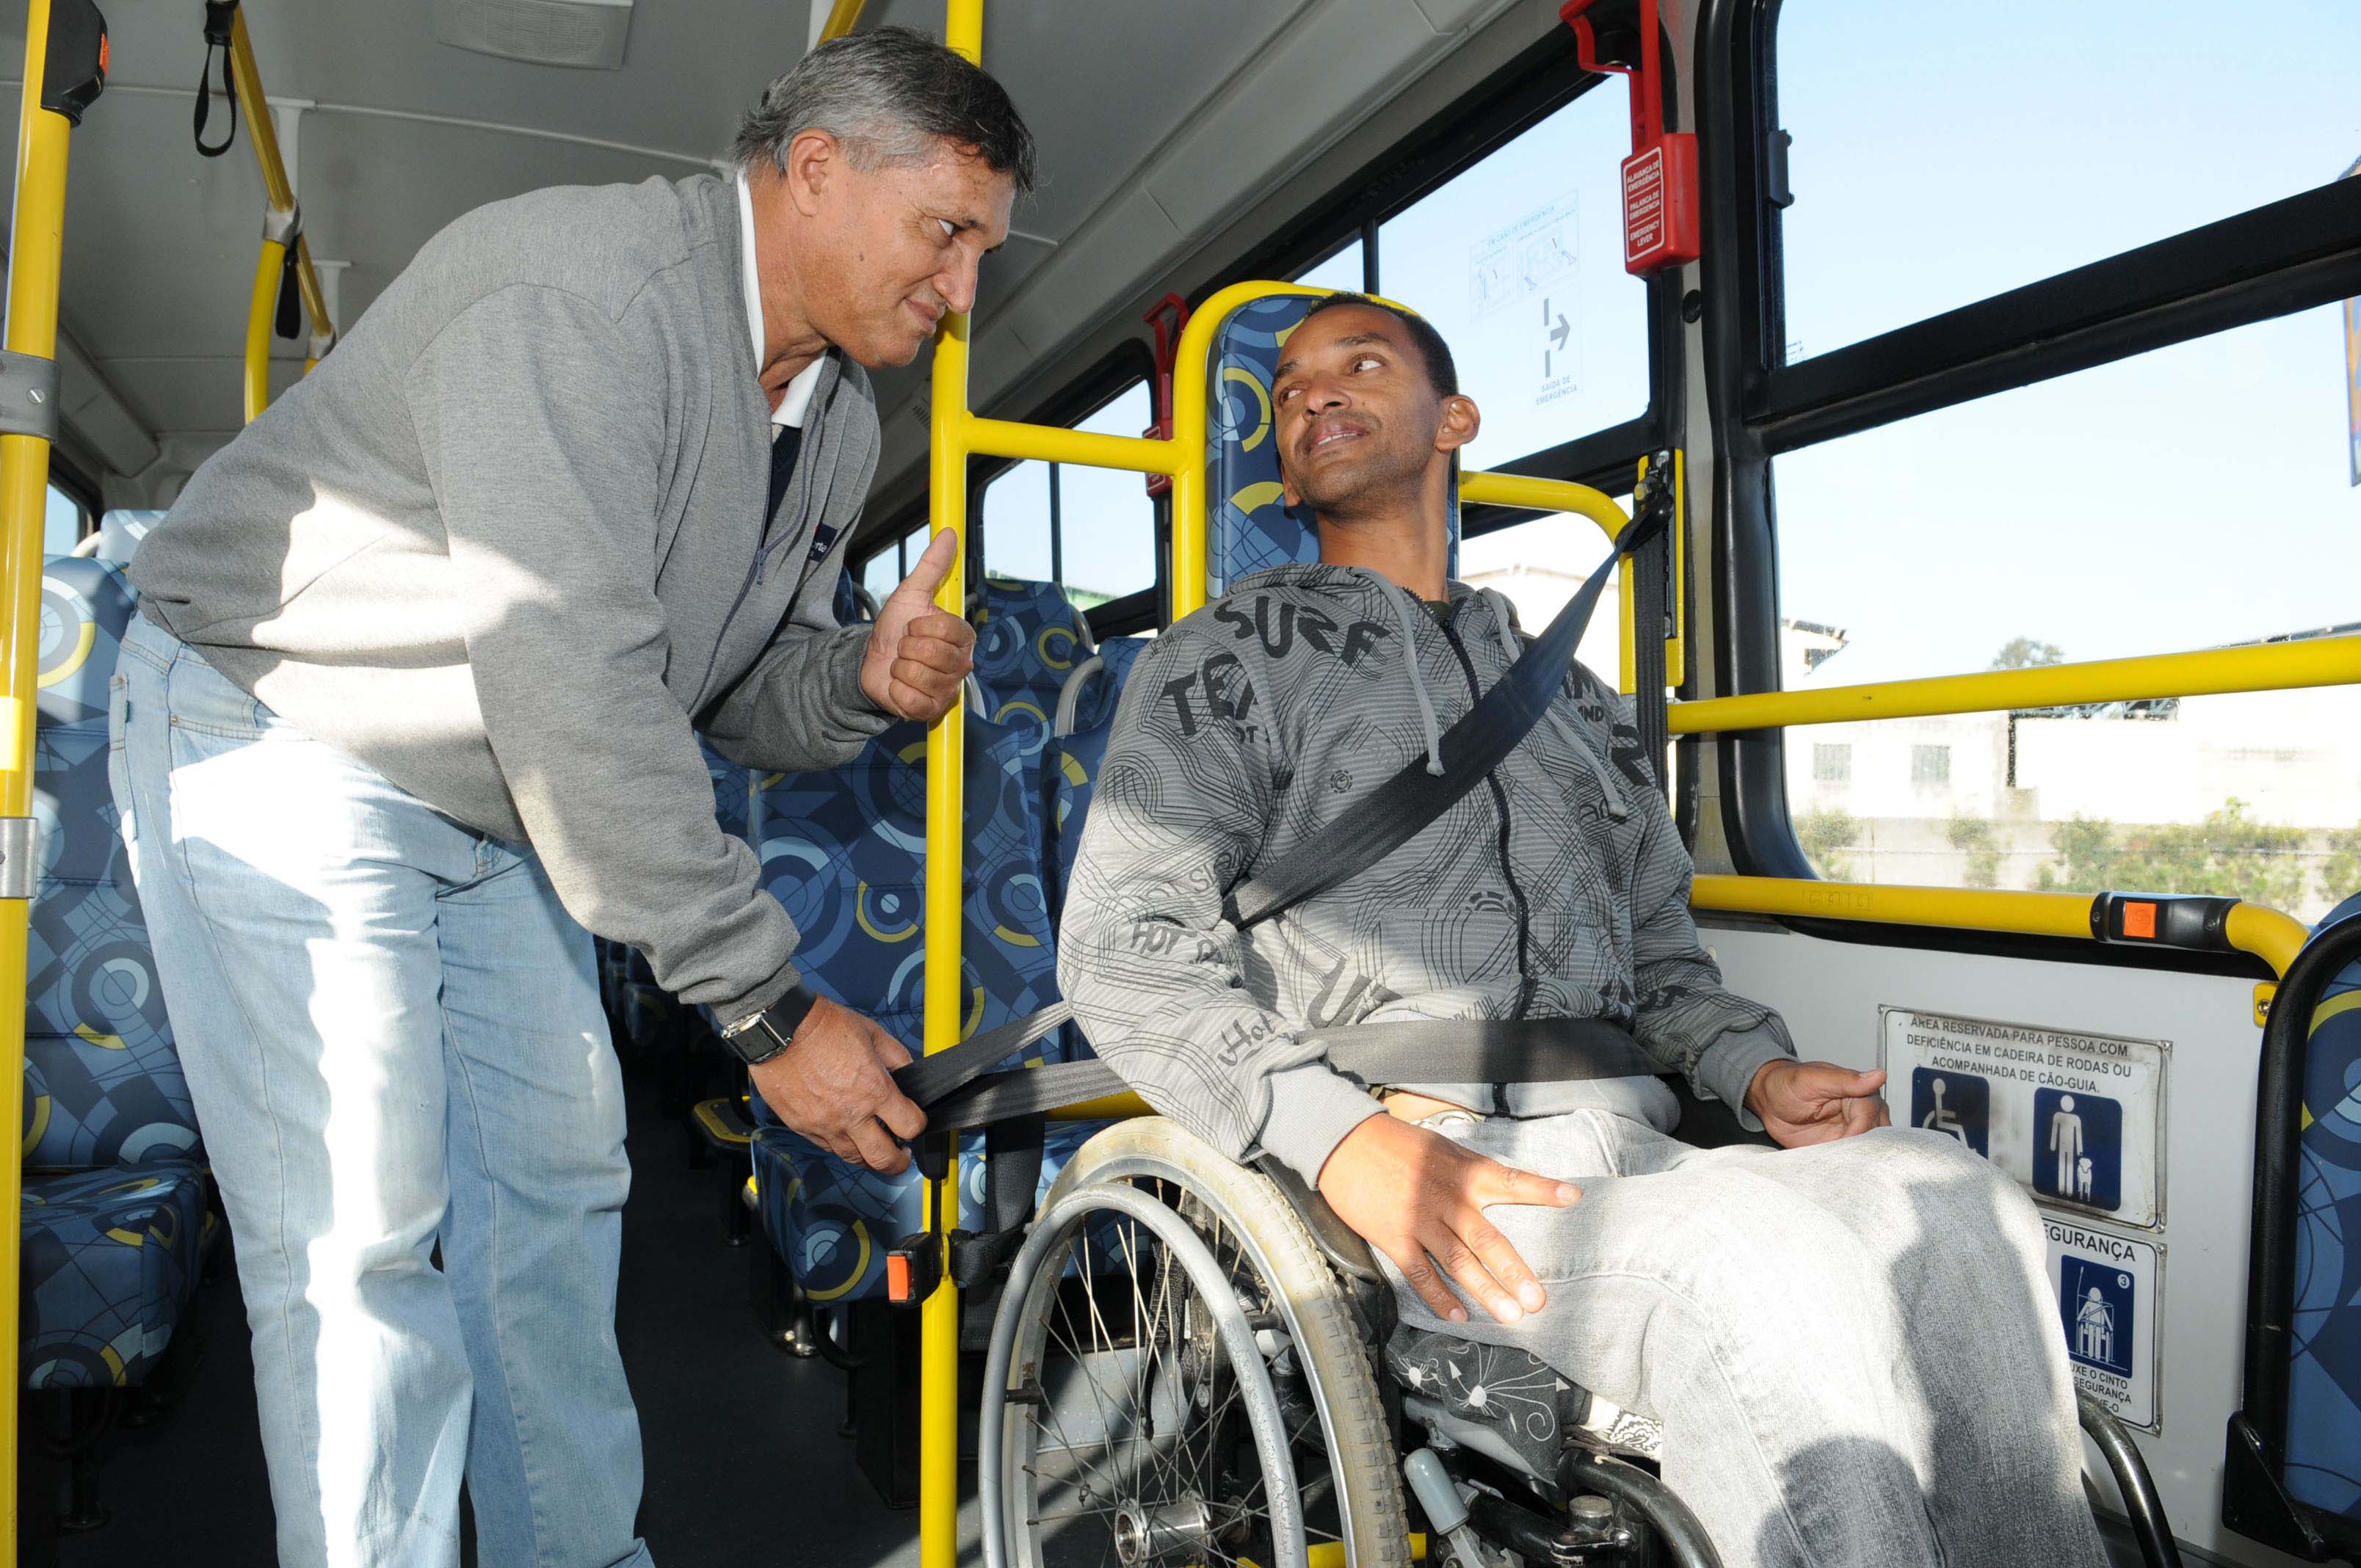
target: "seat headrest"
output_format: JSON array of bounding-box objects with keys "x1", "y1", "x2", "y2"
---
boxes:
[
  {"x1": 1205, "y1": 291, "x2": 1458, "y2": 598},
  {"x1": 38, "y1": 557, "x2": 137, "y2": 727}
]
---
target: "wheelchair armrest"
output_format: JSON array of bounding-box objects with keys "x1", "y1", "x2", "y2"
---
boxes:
[{"x1": 1252, "y1": 1155, "x2": 1382, "y2": 1285}]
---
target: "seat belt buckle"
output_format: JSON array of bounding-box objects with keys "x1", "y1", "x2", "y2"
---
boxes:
[{"x1": 885, "y1": 1233, "x2": 943, "y2": 1307}]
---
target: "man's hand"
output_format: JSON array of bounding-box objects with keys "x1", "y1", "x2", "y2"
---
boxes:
[
  {"x1": 1316, "y1": 1114, "x2": 1579, "y2": 1326},
  {"x1": 860, "y1": 529, "x2": 976, "y2": 722},
  {"x1": 749, "y1": 995, "x2": 928, "y2": 1174},
  {"x1": 1745, "y1": 1059, "x2": 1890, "y2": 1149}
]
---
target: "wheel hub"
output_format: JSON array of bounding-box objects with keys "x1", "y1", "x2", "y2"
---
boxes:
[{"x1": 1112, "y1": 1496, "x2": 1217, "y2": 1564}]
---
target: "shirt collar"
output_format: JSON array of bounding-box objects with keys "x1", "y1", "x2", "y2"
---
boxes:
[{"x1": 736, "y1": 170, "x2": 824, "y2": 431}]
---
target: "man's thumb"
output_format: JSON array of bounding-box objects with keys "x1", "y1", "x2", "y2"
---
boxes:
[{"x1": 897, "y1": 528, "x2": 960, "y2": 598}]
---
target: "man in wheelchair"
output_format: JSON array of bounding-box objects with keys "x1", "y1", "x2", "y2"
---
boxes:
[{"x1": 1056, "y1": 295, "x2": 2106, "y2": 1567}]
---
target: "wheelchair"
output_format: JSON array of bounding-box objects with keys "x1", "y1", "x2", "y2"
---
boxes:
[{"x1": 976, "y1": 1111, "x2": 2183, "y2": 1568}]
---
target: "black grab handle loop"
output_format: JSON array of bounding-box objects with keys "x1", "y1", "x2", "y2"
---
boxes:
[{"x1": 194, "y1": 1, "x2": 239, "y2": 158}]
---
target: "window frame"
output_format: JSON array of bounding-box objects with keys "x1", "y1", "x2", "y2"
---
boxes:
[
  {"x1": 46, "y1": 452, "x2": 98, "y2": 548},
  {"x1": 1695, "y1": 0, "x2": 2361, "y2": 975},
  {"x1": 1217, "y1": 22, "x2": 1687, "y2": 541}
]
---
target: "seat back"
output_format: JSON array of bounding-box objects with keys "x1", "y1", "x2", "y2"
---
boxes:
[
  {"x1": 749, "y1": 711, "x2": 1067, "y2": 1103},
  {"x1": 2288, "y1": 891, "x2": 2361, "y2": 1524},
  {"x1": 972, "y1": 576, "x2": 1091, "y2": 758},
  {"x1": 1207, "y1": 291, "x2": 1457, "y2": 597},
  {"x1": 24, "y1": 559, "x2": 199, "y2": 1172},
  {"x1": 1045, "y1": 637, "x2": 1149, "y2": 918}
]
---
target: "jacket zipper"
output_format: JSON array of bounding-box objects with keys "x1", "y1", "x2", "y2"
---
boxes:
[{"x1": 1439, "y1": 616, "x2": 1535, "y2": 1020}]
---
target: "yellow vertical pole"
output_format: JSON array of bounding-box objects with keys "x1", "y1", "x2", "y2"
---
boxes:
[
  {"x1": 921, "y1": 8, "x2": 984, "y2": 1568},
  {"x1": 242, "y1": 237, "x2": 287, "y2": 424},
  {"x1": 1, "y1": 0, "x2": 82, "y2": 1555}
]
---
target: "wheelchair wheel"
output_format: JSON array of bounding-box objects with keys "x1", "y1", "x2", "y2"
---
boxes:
[{"x1": 981, "y1": 1117, "x2": 1412, "y2": 1568}]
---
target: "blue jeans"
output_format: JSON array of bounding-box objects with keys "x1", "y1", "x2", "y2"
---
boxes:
[{"x1": 111, "y1": 616, "x2": 653, "y2": 1568}]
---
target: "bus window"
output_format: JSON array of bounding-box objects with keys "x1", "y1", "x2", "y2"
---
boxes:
[
  {"x1": 1377, "y1": 84, "x2": 1646, "y2": 470},
  {"x1": 1774, "y1": 0, "x2": 2361, "y2": 361},
  {"x1": 981, "y1": 459, "x2": 1054, "y2": 581},
  {"x1": 1459, "y1": 508, "x2": 1622, "y2": 688},
  {"x1": 1294, "y1": 238, "x2": 1366, "y2": 295},
  {"x1": 978, "y1": 381, "x2": 1156, "y2": 614},
  {"x1": 857, "y1": 540, "x2": 902, "y2": 606},
  {"x1": 1754, "y1": 0, "x2": 2361, "y2": 918},
  {"x1": 45, "y1": 482, "x2": 83, "y2": 556}
]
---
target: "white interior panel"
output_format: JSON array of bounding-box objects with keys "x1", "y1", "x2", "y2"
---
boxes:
[{"x1": 1707, "y1": 921, "x2": 2318, "y2": 1568}]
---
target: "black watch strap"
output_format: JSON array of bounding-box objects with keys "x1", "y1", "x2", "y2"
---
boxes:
[{"x1": 723, "y1": 985, "x2": 821, "y2": 1066}]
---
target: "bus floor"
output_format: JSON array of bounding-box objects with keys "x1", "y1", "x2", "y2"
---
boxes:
[{"x1": 38, "y1": 1053, "x2": 968, "y2": 1568}]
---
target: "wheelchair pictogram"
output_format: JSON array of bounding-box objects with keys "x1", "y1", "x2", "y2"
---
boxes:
[{"x1": 1910, "y1": 1067, "x2": 1989, "y2": 1157}]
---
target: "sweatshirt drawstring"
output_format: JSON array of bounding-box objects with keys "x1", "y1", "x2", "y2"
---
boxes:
[
  {"x1": 1477, "y1": 587, "x2": 1629, "y2": 819},
  {"x1": 1364, "y1": 571, "x2": 1446, "y2": 776}
]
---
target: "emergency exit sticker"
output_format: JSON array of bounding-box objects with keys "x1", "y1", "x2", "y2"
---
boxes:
[
  {"x1": 1879, "y1": 1009, "x2": 2167, "y2": 1229},
  {"x1": 2045, "y1": 1218, "x2": 2162, "y2": 1433}
]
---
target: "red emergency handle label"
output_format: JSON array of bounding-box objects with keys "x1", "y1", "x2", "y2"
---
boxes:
[
  {"x1": 1623, "y1": 145, "x2": 1667, "y2": 268},
  {"x1": 1620, "y1": 134, "x2": 1701, "y2": 276}
]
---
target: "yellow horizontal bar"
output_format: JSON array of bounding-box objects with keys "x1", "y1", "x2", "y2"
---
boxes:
[
  {"x1": 1694, "y1": 875, "x2": 2303, "y2": 979},
  {"x1": 2226, "y1": 904, "x2": 2307, "y2": 981},
  {"x1": 1672, "y1": 634, "x2": 2361, "y2": 734},
  {"x1": 1046, "y1": 1092, "x2": 1150, "y2": 1122},
  {"x1": 1458, "y1": 470, "x2": 1626, "y2": 540},
  {"x1": 962, "y1": 415, "x2": 1179, "y2": 476},
  {"x1": 1694, "y1": 875, "x2": 2096, "y2": 940},
  {"x1": 819, "y1": 0, "x2": 868, "y2": 43}
]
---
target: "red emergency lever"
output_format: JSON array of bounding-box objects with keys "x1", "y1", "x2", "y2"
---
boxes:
[
  {"x1": 1560, "y1": 0, "x2": 1700, "y2": 276},
  {"x1": 1142, "y1": 293, "x2": 1190, "y2": 499}
]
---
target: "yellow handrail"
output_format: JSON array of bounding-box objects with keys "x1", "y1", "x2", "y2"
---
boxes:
[
  {"x1": 1691, "y1": 874, "x2": 2309, "y2": 979},
  {"x1": 819, "y1": 0, "x2": 869, "y2": 43},
  {"x1": 1671, "y1": 633, "x2": 2361, "y2": 735},
  {"x1": 920, "y1": 10, "x2": 983, "y2": 1567},
  {"x1": 0, "y1": 0, "x2": 84, "y2": 1553},
  {"x1": 228, "y1": 7, "x2": 333, "y2": 422}
]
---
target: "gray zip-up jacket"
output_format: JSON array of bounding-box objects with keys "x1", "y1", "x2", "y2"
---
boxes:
[
  {"x1": 1058, "y1": 565, "x2": 1796, "y2": 1184},
  {"x1": 130, "y1": 173, "x2": 891, "y2": 1020}
]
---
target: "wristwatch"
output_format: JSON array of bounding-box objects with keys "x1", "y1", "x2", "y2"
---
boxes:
[{"x1": 719, "y1": 986, "x2": 822, "y2": 1067}]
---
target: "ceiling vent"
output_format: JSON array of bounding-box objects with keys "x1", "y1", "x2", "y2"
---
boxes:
[{"x1": 433, "y1": 0, "x2": 633, "y2": 70}]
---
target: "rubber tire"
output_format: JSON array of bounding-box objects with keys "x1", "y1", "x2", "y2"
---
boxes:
[{"x1": 1039, "y1": 1117, "x2": 1413, "y2": 1568}]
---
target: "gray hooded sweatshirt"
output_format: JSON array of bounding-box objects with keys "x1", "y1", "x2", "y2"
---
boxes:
[
  {"x1": 1057, "y1": 564, "x2": 1796, "y2": 1185},
  {"x1": 129, "y1": 173, "x2": 890, "y2": 1020}
]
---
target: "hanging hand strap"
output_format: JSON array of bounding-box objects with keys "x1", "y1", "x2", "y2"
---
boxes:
[{"x1": 194, "y1": 2, "x2": 240, "y2": 158}]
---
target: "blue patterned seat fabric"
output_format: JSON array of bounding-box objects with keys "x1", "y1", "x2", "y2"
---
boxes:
[
  {"x1": 1208, "y1": 292, "x2": 1455, "y2": 597},
  {"x1": 21, "y1": 557, "x2": 211, "y2": 1390},
  {"x1": 750, "y1": 589, "x2": 1109, "y2": 1297},
  {"x1": 1045, "y1": 638, "x2": 1148, "y2": 918},
  {"x1": 23, "y1": 1165, "x2": 210, "y2": 1390},
  {"x1": 972, "y1": 576, "x2": 1091, "y2": 759},
  {"x1": 2288, "y1": 891, "x2": 2361, "y2": 1520}
]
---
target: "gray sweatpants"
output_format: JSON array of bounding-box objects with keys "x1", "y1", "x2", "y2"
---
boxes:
[{"x1": 1396, "y1": 1113, "x2": 2105, "y2": 1568}]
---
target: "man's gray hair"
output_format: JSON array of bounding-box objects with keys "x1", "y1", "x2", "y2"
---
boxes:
[{"x1": 733, "y1": 25, "x2": 1035, "y2": 192}]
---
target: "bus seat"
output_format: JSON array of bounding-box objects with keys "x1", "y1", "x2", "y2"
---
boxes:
[
  {"x1": 91, "y1": 508, "x2": 164, "y2": 565},
  {"x1": 21, "y1": 558, "x2": 211, "y2": 1393},
  {"x1": 747, "y1": 711, "x2": 1081, "y2": 1301},
  {"x1": 1044, "y1": 636, "x2": 1149, "y2": 916},
  {"x1": 1207, "y1": 292, "x2": 1457, "y2": 598},
  {"x1": 2286, "y1": 891, "x2": 2361, "y2": 1525},
  {"x1": 971, "y1": 576, "x2": 1092, "y2": 758}
]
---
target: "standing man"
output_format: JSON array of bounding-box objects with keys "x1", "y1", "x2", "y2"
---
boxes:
[{"x1": 108, "y1": 29, "x2": 1030, "y2": 1568}]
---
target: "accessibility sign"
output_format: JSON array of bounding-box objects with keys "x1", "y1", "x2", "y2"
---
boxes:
[
  {"x1": 2045, "y1": 1217, "x2": 2162, "y2": 1433},
  {"x1": 1879, "y1": 1009, "x2": 2166, "y2": 1228}
]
